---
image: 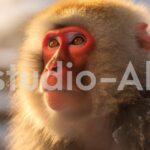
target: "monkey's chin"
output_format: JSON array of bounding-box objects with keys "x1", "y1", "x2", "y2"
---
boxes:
[{"x1": 44, "y1": 90, "x2": 91, "y2": 114}]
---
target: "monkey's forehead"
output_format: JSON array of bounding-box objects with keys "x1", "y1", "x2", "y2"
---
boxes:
[
  {"x1": 43, "y1": 26, "x2": 91, "y2": 36},
  {"x1": 40, "y1": 0, "x2": 141, "y2": 16},
  {"x1": 33, "y1": 0, "x2": 145, "y2": 30}
]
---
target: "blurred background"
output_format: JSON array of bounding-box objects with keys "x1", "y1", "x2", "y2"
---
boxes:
[
  {"x1": 0, "y1": 0, "x2": 55, "y2": 149},
  {"x1": 0, "y1": 0, "x2": 149, "y2": 150}
]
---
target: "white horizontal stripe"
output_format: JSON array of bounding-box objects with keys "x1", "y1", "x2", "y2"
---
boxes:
[{"x1": 100, "y1": 78, "x2": 117, "y2": 83}]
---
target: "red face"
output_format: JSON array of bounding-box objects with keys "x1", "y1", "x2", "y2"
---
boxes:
[
  {"x1": 41, "y1": 26, "x2": 95, "y2": 112},
  {"x1": 43, "y1": 26, "x2": 94, "y2": 67},
  {"x1": 39, "y1": 22, "x2": 150, "y2": 113}
]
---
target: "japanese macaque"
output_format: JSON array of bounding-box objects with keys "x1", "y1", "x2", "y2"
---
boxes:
[{"x1": 9, "y1": 0, "x2": 150, "y2": 150}]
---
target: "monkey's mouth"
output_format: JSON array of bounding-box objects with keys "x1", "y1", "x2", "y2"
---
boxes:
[
  {"x1": 41, "y1": 64, "x2": 92, "y2": 112},
  {"x1": 44, "y1": 90, "x2": 90, "y2": 112}
]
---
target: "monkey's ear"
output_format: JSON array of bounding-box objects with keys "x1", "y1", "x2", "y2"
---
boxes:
[{"x1": 136, "y1": 22, "x2": 150, "y2": 50}]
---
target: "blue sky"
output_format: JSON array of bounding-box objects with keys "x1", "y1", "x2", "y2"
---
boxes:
[{"x1": 135, "y1": 0, "x2": 150, "y2": 4}]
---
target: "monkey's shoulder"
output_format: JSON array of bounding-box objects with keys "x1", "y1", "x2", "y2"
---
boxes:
[{"x1": 115, "y1": 98, "x2": 150, "y2": 150}]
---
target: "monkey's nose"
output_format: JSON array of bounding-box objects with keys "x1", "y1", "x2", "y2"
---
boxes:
[{"x1": 51, "y1": 66, "x2": 58, "y2": 72}]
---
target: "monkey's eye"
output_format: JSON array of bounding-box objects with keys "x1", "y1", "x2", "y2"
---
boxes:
[
  {"x1": 71, "y1": 35, "x2": 86, "y2": 45},
  {"x1": 48, "y1": 38, "x2": 59, "y2": 48}
]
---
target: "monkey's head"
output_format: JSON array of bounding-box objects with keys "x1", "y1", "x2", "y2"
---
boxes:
[{"x1": 16, "y1": 0, "x2": 150, "y2": 143}]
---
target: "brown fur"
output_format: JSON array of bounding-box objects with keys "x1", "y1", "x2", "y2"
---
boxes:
[{"x1": 9, "y1": 0, "x2": 150, "y2": 150}]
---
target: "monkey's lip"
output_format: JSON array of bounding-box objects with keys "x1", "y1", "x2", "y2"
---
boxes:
[
  {"x1": 44, "y1": 90, "x2": 86, "y2": 111},
  {"x1": 44, "y1": 86, "x2": 81, "y2": 93},
  {"x1": 46, "y1": 88, "x2": 82, "y2": 94}
]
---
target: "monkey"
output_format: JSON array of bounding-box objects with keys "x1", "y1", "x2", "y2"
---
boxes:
[{"x1": 8, "y1": 0, "x2": 150, "y2": 150}]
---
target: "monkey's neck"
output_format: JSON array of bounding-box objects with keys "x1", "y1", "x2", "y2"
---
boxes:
[
  {"x1": 52, "y1": 115, "x2": 114, "y2": 150},
  {"x1": 80, "y1": 116, "x2": 114, "y2": 150}
]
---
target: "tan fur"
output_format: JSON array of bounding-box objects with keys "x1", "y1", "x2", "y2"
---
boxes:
[{"x1": 9, "y1": 0, "x2": 150, "y2": 150}]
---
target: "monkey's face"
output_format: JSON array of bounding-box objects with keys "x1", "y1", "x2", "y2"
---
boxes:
[{"x1": 40, "y1": 26, "x2": 95, "y2": 113}]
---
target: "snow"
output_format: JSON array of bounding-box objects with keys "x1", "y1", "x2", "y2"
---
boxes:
[
  {"x1": 0, "y1": 49, "x2": 18, "y2": 68},
  {"x1": 0, "y1": 90, "x2": 9, "y2": 150},
  {"x1": 0, "y1": 1, "x2": 55, "y2": 149},
  {"x1": 0, "y1": 122, "x2": 7, "y2": 142},
  {"x1": 0, "y1": 121, "x2": 8, "y2": 150},
  {"x1": 0, "y1": 92, "x2": 10, "y2": 112},
  {"x1": 0, "y1": 0, "x2": 55, "y2": 39}
]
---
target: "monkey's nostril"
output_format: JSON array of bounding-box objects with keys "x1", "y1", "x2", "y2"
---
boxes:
[{"x1": 51, "y1": 66, "x2": 58, "y2": 72}]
